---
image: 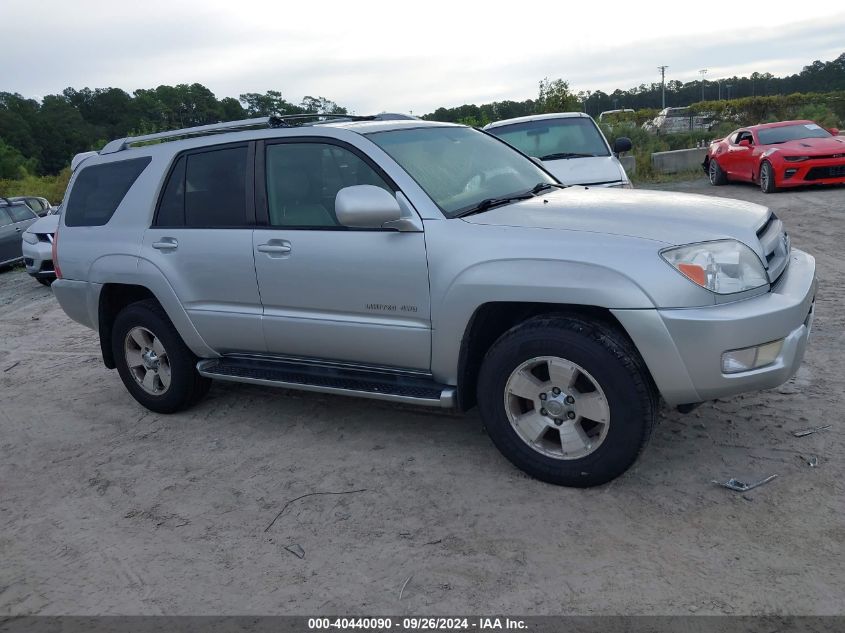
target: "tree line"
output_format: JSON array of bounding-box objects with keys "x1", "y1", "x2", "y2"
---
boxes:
[
  {"x1": 0, "y1": 86, "x2": 345, "y2": 178},
  {"x1": 1, "y1": 52, "x2": 843, "y2": 179},
  {"x1": 424, "y1": 52, "x2": 845, "y2": 125}
]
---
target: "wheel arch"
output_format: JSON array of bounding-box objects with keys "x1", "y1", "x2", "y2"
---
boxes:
[
  {"x1": 96, "y1": 278, "x2": 216, "y2": 369},
  {"x1": 455, "y1": 302, "x2": 655, "y2": 411}
]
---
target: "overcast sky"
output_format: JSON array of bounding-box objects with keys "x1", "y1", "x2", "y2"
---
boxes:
[{"x1": 3, "y1": 0, "x2": 844, "y2": 114}]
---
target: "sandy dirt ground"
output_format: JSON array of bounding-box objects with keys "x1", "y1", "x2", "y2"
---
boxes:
[{"x1": 1, "y1": 178, "x2": 843, "y2": 616}]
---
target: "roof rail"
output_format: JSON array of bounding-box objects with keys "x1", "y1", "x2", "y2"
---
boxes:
[
  {"x1": 98, "y1": 112, "x2": 413, "y2": 155},
  {"x1": 100, "y1": 116, "x2": 276, "y2": 154}
]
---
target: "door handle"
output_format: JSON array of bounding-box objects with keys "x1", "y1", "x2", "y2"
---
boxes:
[
  {"x1": 152, "y1": 238, "x2": 178, "y2": 250},
  {"x1": 257, "y1": 243, "x2": 291, "y2": 255},
  {"x1": 15, "y1": 227, "x2": 22, "y2": 232}
]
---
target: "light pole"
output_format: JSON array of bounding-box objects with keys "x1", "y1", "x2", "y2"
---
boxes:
[
  {"x1": 658, "y1": 65, "x2": 668, "y2": 109},
  {"x1": 699, "y1": 69, "x2": 708, "y2": 101}
]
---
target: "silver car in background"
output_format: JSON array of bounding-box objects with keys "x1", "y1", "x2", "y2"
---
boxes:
[
  {"x1": 22, "y1": 211, "x2": 60, "y2": 285},
  {"x1": 484, "y1": 112, "x2": 633, "y2": 188},
  {"x1": 8, "y1": 195, "x2": 54, "y2": 217}
]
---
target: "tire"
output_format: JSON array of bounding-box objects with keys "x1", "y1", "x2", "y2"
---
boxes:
[
  {"x1": 760, "y1": 161, "x2": 777, "y2": 193},
  {"x1": 37, "y1": 277, "x2": 54, "y2": 286},
  {"x1": 477, "y1": 315, "x2": 657, "y2": 487},
  {"x1": 708, "y1": 157, "x2": 727, "y2": 185},
  {"x1": 111, "y1": 299, "x2": 211, "y2": 413}
]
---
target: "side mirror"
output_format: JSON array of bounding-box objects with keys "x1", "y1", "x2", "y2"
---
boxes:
[
  {"x1": 738, "y1": 139, "x2": 752, "y2": 147},
  {"x1": 335, "y1": 185, "x2": 401, "y2": 229},
  {"x1": 613, "y1": 137, "x2": 633, "y2": 154},
  {"x1": 829, "y1": 127, "x2": 840, "y2": 136}
]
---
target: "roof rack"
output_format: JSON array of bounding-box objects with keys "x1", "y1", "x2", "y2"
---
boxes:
[
  {"x1": 99, "y1": 113, "x2": 391, "y2": 155},
  {"x1": 100, "y1": 117, "x2": 277, "y2": 154}
]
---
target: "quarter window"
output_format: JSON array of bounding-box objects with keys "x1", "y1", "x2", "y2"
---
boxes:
[
  {"x1": 65, "y1": 157, "x2": 151, "y2": 227},
  {"x1": 265, "y1": 143, "x2": 392, "y2": 228}
]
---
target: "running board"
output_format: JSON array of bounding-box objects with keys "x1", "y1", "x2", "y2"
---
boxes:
[{"x1": 197, "y1": 356, "x2": 456, "y2": 408}]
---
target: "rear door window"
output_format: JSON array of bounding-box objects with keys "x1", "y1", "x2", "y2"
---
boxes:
[
  {"x1": 65, "y1": 157, "x2": 151, "y2": 226},
  {"x1": 0, "y1": 208, "x2": 12, "y2": 227},
  {"x1": 155, "y1": 146, "x2": 247, "y2": 227}
]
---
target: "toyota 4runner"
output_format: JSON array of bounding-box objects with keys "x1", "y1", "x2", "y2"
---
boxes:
[{"x1": 51, "y1": 115, "x2": 817, "y2": 487}]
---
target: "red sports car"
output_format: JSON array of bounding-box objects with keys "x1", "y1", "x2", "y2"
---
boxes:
[{"x1": 704, "y1": 120, "x2": 845, "y2": 193}]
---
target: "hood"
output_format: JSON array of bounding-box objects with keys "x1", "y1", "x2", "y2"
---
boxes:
[
  {"x1": 462, "y1": 187, "x2": 770, "y2": 253},
  {"x1": 770, "y1": 135, "x2": 845, "y2": 155},
  {"x1": 543, "y1": 155, "x2": 625, "y2": 186},
  {"x1": 26, "y1": 213, "x2": 59, "y2": 235}
]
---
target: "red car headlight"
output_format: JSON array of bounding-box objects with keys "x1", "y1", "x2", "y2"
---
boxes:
[{"x1": 784, "y1": 156, "x2": 810, "y2": 162}]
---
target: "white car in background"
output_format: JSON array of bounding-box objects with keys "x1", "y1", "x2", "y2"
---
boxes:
[
  {"x1": 484, "y1": 112, "x2": 633, "y2": 188},
  {"x1": 21, "y1": 208, "x2": 60, "y2": 285}
]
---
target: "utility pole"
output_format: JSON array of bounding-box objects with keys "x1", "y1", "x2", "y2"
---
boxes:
[
  {"x1": 657, "y1": 65, "x2": 668, "y2": 109},
  {"x1": 699, "y1": 69, "x2": 708, "y2": 101}
]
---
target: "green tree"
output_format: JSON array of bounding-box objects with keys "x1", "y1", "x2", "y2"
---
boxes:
[
  {"x1": 239, "y1": 90, "x2": 303, "y2": 116},
  {"x1": 536, "y1": 78, "x2": 581, "y2": 113},
  {"x1": 300, "y1": 96, "x2": 347, "y2": 115},
  {"x1": 0, "y1": 138, "x2": 34, "y2": 179}
]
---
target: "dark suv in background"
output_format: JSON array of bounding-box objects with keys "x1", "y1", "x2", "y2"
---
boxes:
[{"x1": 0, "y1": 198, "x2": 39, "y2": 267}]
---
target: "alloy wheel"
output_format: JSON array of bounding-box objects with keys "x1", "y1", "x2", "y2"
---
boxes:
[
  {"x1": 124, "y1": 326, "x2": 172, "y2": 395},
  {"x1": 503, "y1": 356, "x2": 610, "y2": 460}
]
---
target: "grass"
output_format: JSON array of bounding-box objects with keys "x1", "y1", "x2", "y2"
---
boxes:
[
  {"x1": 0, "y1": 169, "x2": 71, "y2": 204},
  {"x1": 631, "y1": 168, "x2": 706, "y2": 185}
]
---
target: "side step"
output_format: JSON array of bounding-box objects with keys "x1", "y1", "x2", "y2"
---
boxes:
[{"x1": 197, "y1": 356, "x2": 456, "y2": 408}]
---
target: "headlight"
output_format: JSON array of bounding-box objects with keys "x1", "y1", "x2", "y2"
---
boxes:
[
  {"x1": 661, "y1": 240, "x2": 768, "y2": 294},
  {"x1": 784, "y1": 156, "x2": 809, "y2": 162},
  {"x1": 22, "y1": 232, "x2": 39, "y2": 245}
]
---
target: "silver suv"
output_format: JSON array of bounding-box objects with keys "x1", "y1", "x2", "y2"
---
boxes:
[{"x1": 51, "y1": 115, "x2": 817, "y2": 487}]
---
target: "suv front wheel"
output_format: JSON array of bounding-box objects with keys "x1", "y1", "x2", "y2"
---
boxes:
[
  {"x1": 112, "y1": 299, "x2": 211, "y2": 413},
  {"x1": 477, "y1": 315, "x2": 657, "y2": 487}
]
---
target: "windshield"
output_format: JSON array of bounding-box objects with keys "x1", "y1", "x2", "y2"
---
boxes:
[
  {"x1": 367, "y1": 126, "x2": 556, "y2": 218},
  {"x1": 486, "y1": 117, "x2": 611, "y2": 160},
  {"x1": 758, "y1": 123, "x2": 832, "y2": 145}
]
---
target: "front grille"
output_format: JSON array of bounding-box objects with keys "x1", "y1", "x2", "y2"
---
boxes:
[
  {"x1": 805, "y1": 165, "x2": 845, "y2": 180},
  {"x1": 756, "y1": 212, "x2": 789, "y2": 284}
]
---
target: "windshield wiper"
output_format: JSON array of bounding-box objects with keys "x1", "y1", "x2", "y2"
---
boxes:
[
  {"x1": 539, "y1": 152, "x2": 597, "y2": 160},
  {"x1": 530, "y1": 182, "x2": 567, "y2": 194},
  {"x1": 458, "y1": 193, "x2": 534, "y2": 218}
]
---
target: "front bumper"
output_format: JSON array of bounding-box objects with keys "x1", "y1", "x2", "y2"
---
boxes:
[
  {"x1": 613, "y1": 248, "x2": 817, "y2": 406},
  {"x1": 777, "y1": 157, "x2": 845, "y2": 187},
  {"x1": 21, "y1": 239, "x2": 55, "y2": 279}
]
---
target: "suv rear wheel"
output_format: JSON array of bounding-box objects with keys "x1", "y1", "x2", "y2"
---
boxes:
[
  {"x1": 477, "y1": 315, "x2": 657, "y2": 487},
  {"x1": 112, "y1": 299, "x2": 211, "y2": 413}
]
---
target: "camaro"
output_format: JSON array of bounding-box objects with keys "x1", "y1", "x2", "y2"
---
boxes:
[{"x1": 704, "y1": 120, "x2": 845, "y2": 193}]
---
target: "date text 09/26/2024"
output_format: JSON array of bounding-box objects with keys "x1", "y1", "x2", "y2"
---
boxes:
[{"x1": 308, "y1": 617, "x2": 527, "y2": 630}]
